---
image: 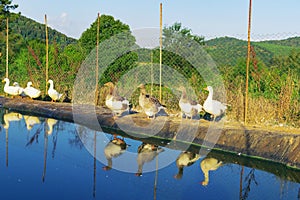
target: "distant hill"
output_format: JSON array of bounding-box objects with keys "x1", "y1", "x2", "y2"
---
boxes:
[
  {"x1": 2, "y1": 13, "x2": 300, "y2": 70},
  {"x1": 9, "y1": 13, "x2": 76, "y2": 46},
  {"x1": 204, "y1": 36, "x2": 300, "y2": 66},
  {"x1": 262, "y1": 36, "x2": 300, "y2": 47},
  {"x1": 0, "y1": 13, "x2": 77, "y2": 73}
]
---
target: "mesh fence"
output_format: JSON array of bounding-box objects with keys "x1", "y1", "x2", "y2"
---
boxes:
[
  {"x1": 1, "y1": 25, "x2": 299, "y2": 126},
  {"x1": 72, "y1": 31, "x2": 300, "y2": 126}
]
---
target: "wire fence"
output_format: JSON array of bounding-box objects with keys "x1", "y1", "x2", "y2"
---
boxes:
[
  {"x1": 69, "y1": 31, "x2": 300, "y2": 126},
  {"x1": 1, "y1": 22, "x2": 299, "y2": 126}
]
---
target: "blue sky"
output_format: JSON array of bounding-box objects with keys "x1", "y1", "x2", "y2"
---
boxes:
[{"x1": 12, "y1": 0, "x2": 300, "y2": 41}]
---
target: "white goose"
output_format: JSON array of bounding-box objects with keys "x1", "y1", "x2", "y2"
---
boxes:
[
  {"x1": 24, "y1": 81, "x2": 41, "y2": 99},
  {"x1": 203, "y1": 86, "x2": 227, "y2": 121},
  {"x1": 2, "y1": 78, "x2": 23, "y2": 97},
  {"x1": 47, "y1": 79, "x2": 63, "y2": 102},
  {"x1": 178, "y1": 86, "x2": 202, "y2": 119},
  {"x1": 13, "y1": 82, "x2": 25, "y2": 96}
]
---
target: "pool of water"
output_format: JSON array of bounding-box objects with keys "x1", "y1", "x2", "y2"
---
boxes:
[{"x1": 0, "y1": 110, "x2": 299, "y2": 200}]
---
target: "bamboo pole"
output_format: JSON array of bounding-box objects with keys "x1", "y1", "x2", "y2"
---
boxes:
[
  {"x1": 45, "y1": 15, "x2": 49, "y2": 94},
  {"x1": 6, "y1": 129, "x2": 8, "y2": 167},
  {"x1": 150, "y1": 51, "x2": 153, "y2": 97},
  {"x1": 239, "y1": 166, "x2": 244, "y2": 199},
  {"x1": 93, "y1": 131, "x2": 97, "y2": 197},
  {"x1": 153, "y1": 149, "x2": 159, "y2": 200},
  {"x1": 159, "y1": 3, "x2": 163, "y2": 102},
  {"x1": 6, "y1": 17, "x2": 9, "y2": 78},
  {"x1": 42, "y1": 120, "x2": 49, "y2": 182},
  {"x1": 245, "y1": 0, "x2": 252, "y2": 124},
  {"x1": 95, "y1": 13, "x2": 100, "y2": 106}
]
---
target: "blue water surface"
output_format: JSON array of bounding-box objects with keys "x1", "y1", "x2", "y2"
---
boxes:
[{"x1": 0, "y1": 110, "x2": 299, "y2": 200}]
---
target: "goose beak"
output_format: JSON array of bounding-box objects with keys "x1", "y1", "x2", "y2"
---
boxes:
[{"x1": 204, "y1": 87, "x2": 208, "y2": 91}]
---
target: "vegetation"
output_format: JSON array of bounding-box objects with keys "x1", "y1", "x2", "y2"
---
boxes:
[{"x1": 0, "y1": 7, "x2": 299, "y2": 127}]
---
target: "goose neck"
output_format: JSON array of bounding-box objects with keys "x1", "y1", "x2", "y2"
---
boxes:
[
  {"x1": 49, "y1": 82, "x2": 54, "y2": 90},
  {"x1": 181, "y1": 89, "x2": 187, "y2": 100},
  {"x1": 207, "y1": 89, "x2": 213, "y2": 100},
  {"x1": 4, "y1": 80, "x2": 9, "y2": 87}
]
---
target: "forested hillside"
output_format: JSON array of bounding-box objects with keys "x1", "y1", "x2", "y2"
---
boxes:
[
  {"x1": 0, "y1": 13, "x2": 299, "y2": 126},
  {"x1": 9, "y1": 13, "x2": 76, "y2": 45},
  {"x1": 205, "y1": 36, "x2": 300, "y2": 66}
]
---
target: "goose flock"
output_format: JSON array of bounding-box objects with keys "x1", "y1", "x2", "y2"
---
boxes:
[
  {"x1": 104, "y1": 82, "x2": 227, "y2": 121},
  {"x1": 2, "y1": 78, "x2": 63, "y2": 102},
  {"x1": 2, "y1": 78, "x2": 227, "y2": 121}
]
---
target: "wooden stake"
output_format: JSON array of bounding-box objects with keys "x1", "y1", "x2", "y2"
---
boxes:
[
  {"x1": 159, "y1": 3, "x2": 163, "y2": 102},
  {"x1": 42, "y1": 120, "x2": 49, "y2": 182},
  {"x1": 95, "y1": 13, "x2": 100, "y2": 106},
  {"x1": 6, "y1": 129, "x2": 8, "y2": 167},
  {"x1": 45, "y1": 15, "x2": 49, "y2": 94},
  {"x1": 6, "y1": 18, "x2": 9, "y2": 78},
  {"x1": 151, "y1": 51, "x2": 153, "y2": 97},
  {"x1": 93, "y1": 131, "x2": 97, "y2": 197},
  {"x1": 245, "y1": 0, "x2": 252, "y2": 124}
]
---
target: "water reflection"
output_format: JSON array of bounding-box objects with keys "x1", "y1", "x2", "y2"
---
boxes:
[
  {"x1": 136, "y1": 143, "x2": 164, "y2": 176},
  {"x1": 3, "y1": 112, "x2": 22, "y2": 129},
  {"x1": 46, "y1": 118, "x2": 57, "y2": 135},
  {"x1": 103, "y1": 135, "x2": 128, "y2": 171},
  {"x1": 0, "y1": 109, "x2": 299, "y2": 200},
  {"x1": 200, "y1": 157, "x2": 223, "y2": 186},
  {"x1": 174, "y1": 151, "x2": 200, "y2": 179},
  {"x1": 24, "y1": 115, "x2": 40, "y2": 130}
]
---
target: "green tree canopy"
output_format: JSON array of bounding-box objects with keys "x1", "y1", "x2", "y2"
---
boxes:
[
  {"x1": 163, "y1": 22, "x2": 205, "y2": 48},
  {"x1": 0, "y1": 0, "x2": 17, "y2": 16},
  {"x1": 79, "y1": 14, "x2": 134, "y2": 54}
]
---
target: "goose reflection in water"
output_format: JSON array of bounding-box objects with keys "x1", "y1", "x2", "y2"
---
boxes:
[
  {"x1": 3, "y1": 112, "x2": 23, "y2": 129},
  {"x1": 136, "y1": 143, "x2": 164, "y2": 176},
  {"x1": 174, "y1": 151, "x2": 201, "y2": 179},
  {"x1": 24, "y1": 115, "x2": 41, "y2": 130},
  {"x1": 46, "y1": 118, "x2": 57, "y2": 135},
  {"x1": 200, "y1": 157, "x2": 223, "y2": 186},
  {"x1": 103, "y1": 135, "x2": 128, "y2": 171}
]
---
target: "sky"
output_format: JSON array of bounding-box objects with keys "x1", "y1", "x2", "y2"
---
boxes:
[{"x1": 11, "y1": 0, "x2": 300, "y2": 41}]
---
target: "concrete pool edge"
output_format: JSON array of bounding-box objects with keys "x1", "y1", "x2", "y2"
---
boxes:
[{"x1": 1, "y1": 97, "x2": 299, "y2": 170}]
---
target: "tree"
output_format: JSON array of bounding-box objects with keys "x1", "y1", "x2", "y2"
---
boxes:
[
  {"x1": 79, "y1": 14, "x2": 134, "y2": 54},
  {"x1": 160, "y1": 22, "x2": 207, "y2": 91},
  {"x1": 0, "y1": 0, "x2": 18, "y2": 18},
  {"x1": 0, "y1": 0, "x2": 18, "y2": 78},
  {"x1": 163, "y1": 22, "x2": 205, "y2": 48}
]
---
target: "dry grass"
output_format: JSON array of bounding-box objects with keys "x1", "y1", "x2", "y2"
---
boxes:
[{"x1": 226, "y1": 89, "x2": 299, "y2": 128}]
